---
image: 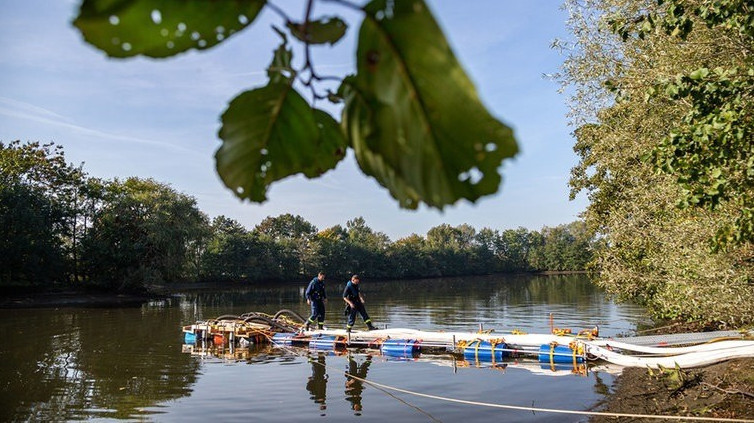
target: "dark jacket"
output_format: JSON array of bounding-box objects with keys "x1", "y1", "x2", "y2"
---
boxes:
[
  {"x1": 305, "y1": 277, "x2": 327, "y2": 302},
  {"x1": 342, "y1": 281, "x2": 362, "y2": 304}
]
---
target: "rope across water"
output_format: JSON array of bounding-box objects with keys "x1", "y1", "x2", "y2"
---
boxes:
[{"x1": 266, "y1": 333, "x2": 754, "y2": 423}]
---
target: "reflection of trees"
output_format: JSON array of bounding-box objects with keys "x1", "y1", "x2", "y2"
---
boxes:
[
  {"x1": 306, "y1": 353, "x2": 328, "y2": 414},
  {"x1": 0, "y1": 305, "x2": 200, "y2": 421},
  {"x1": 358, "y1": 274, "x2": 614, "y2": 330},
  {"x1": 344, "y1": 354, "x2": 371, "y2": 415}
]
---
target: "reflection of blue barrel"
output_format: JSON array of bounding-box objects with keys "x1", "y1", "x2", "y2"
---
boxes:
[
  {"x1": 538, "y1": 344, "x2": 584, "y2": 364},
  {"x1": 309, "y1": 334, "x2": 345, "y2": 350},
  {"x1": 184, "y1": 332, "x2": 197, "y2": 344},
  {"x1": 381, "y1": 339, "x2": 421, "y2": 357},
  {"x1": 463, "y1": 340, "x2": 508, "y2": 362},
  {"x1": 272, "y1": 332, "x2": 295, "y2": 346}
]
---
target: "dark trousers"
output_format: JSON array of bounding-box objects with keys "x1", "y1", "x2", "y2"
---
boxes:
[
  {"x1": 308, "y1": 300, "x2": 325, "y2": 325},
  {"x1": 346, "y1": 302, "x2": 371, "y2": 328}
]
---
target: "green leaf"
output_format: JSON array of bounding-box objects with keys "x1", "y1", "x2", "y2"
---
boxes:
[
  {"x1": 268, "y1": 27, "x2": 294, "y2": 84},
  {"x1": 287, "y1": 17, "x2": 348, "y2": 45},
  {"x1": 310, "y1": 109, "x2": 349, "y2": 175},
  {"x1": 74, "y1": 0, "x2": 265, "y2": 58},
  {"x1": 688, "y1": 68, "x2": 709, "y2": 80},
  {"x1": 341, "y1": 0, "x2": 518, "y2": 209},
  {"x1": 216, "y1": 83, "x2": 347, "y2": 202}
]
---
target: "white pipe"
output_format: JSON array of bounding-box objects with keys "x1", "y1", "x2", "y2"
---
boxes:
[
  {"x1": 587, "y1": 339, "x2": 754, "y2": 355},
  {"x1": 585, "y1": 343, "x2": 754, "y2": 368}
]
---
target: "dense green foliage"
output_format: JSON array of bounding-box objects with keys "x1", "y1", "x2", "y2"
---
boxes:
[
  {"x1": 1, "y1": 142, "x2": 591, "y2": 292},
  {"x1": 73, "y1": 0, "x2": 517, "y2": 210},
  {"x1": 559, "y1": 0, "x2": 754, "y2": 325}
]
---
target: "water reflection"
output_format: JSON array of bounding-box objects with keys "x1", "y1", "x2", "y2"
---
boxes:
[
  {"x1": 0, "y1": 274, "x2": 646, "y2": 422},
  {"x1": 174, "y1": 274, "x2": 646, "y2": 338},
  {"x1": 0, "y1": 306, "x2": 199, "y2": 421},
  {"x1": 306, "y1": 353, "x2": 328, "y2": 414},
  {"x1": 344, "y1": 353, "x2": 372, "y2": 415}
]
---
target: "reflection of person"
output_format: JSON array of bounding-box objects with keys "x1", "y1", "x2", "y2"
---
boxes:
[
  {"x1": 345, "y1": 354, "x2": 372, "y2": 414},
  {"x1": 305, "y1": 272, "x2": 327, "y2": 331},
  {"x1": 342, "y1": 274, "x2": 376, "y2": 332},
  {"x1": 306, "y1": 353, "x2": 328, "y2": 413}
]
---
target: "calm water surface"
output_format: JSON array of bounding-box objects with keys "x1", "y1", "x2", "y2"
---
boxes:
[{"x1": 0, "y1": 274, "x2": 647, "y2": 422}]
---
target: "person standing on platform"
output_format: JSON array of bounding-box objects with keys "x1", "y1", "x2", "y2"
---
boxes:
[
  {"x1": 305, "y1": 272, "x2": 327, "y2": 331},
  {"x1": 342, "y1": 274, "x2": 376, "y2": 332}
]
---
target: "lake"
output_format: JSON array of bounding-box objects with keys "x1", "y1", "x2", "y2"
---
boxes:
[{"x1": 0, "y1": 274, "x2": 647, "y2": 422}]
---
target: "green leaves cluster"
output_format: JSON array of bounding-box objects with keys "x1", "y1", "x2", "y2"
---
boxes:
[
  {"x1": 605, "y1": 0, "x2": 754, "y2": 250},
  {"x1": 559, "y1": 0, "x2": 754, "y2": 325},
  {"x1": 649, "y1": 66, "x2": 754, "y2": 247},
  {"x1": 608, "y1": 0, "x2": 753, "y2": 41},
  {"x1": 73, "y1": 0, "x2": 517, "y2": 210}
]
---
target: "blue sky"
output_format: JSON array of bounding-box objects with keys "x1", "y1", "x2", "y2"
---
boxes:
[{"x1": 0, "y1": 0, "x2": 584, "y2": 241}]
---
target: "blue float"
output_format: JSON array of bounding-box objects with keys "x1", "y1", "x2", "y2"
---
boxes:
[
  {"x1": 309, "y1": 334, "x2": 345, "y2": 350},
  {"x1": 272, "y1": 332, "x2": 295, "y2": 346},
  {"x1": 381, "y1": 339, "x2": 421, "y2": 357},
  {"x1": 538, "y1": 344, "x2": 584, "y2": 364},
  {"x1": 463, "y1": 340, "x2": 508, "y2": 362},
  {"x1": 183, "y1": 332, "x2": 197, "y2": 344}
]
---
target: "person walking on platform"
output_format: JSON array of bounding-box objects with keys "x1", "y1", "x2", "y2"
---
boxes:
[
  {"x1": 342, "y1": 274, "x2": 376, "y2": 332},
  {"x1": 305, "y1": 272, "x2": 327, "y2": 331}
]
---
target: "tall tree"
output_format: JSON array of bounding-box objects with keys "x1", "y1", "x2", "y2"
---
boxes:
[
  {"x1": 82, "y1": 178, "x2": 208, "y2": 291},
  {"x1": 559, "y1": 0, "x2": 754, "y2": 324},
  {"x1": 0, "y1": 141, "x2": 84, "y2": 288}
]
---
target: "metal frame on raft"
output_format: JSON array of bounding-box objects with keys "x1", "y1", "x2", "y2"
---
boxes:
[{"x1": 180, "y1": 310, "x2": 754, "y2": 370}]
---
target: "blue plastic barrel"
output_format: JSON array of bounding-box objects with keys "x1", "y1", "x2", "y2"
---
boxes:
[
  {"x1": 183, "y1": 332, "x2": 197, "y2": 344},
  {"x1": 538, "y1": 344, "x2": 584, "y2": 364},
  {"x1": 381, "y1": 339, "x2": 421, "y2": 357},
  {"x1": 309, "y1": 334, "x2": 345, "y2": 350},
  {"x1": 272, "y1": 332, "x2": 295, "y2": 346},
  {"x1": 463, "y1": 340, "x2": 508, "y2": 362}
]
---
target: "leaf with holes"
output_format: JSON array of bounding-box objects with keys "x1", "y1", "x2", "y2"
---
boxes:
[
  {"x1": 216, "y1": 83, "x2": 347, "y2": 202},
  {"x1": 74, "y1": 0, "x2": 265, "y2": 58},
  {"x1": 341, "y1": 0, "x2": 518, "y2": 210},
  {"x1": 287, "y1": 17, "x2": 348, "y2": 45}
]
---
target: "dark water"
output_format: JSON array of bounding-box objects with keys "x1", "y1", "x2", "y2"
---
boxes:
[{"x1": 0, "y1": 274, "x2": 647, "y2": 422}]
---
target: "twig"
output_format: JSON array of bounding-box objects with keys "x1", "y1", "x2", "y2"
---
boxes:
[{"x1": 700, "y1": 382, "x2": 754, "y2": 399}]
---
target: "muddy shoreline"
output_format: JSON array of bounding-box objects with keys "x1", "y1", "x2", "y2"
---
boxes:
[
  {"x1": 591, "y1": 322, "x2": 754, "y2": 421},
  {"x1": 592, "y1": 358, "x2": 754, "y2": 421}
]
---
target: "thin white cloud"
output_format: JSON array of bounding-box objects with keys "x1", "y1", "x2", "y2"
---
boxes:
[
  {"x1": 0, "y1": 96, "x2": 70, "y2": 122},
  {"x1": 0, "y1": 98, "x2": 200, "y2": 156}
]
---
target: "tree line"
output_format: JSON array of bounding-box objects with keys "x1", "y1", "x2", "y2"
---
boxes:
[{"x1": 1, "y1": 141, "x2": 593, "y2": 293}]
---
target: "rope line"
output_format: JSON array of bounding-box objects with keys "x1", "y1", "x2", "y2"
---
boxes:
[
  {"x1": 349, "y1": 373, "x2": 754, "y2": 422},
  {"x1": 267, "y1": 336, "x2": 754, "y2": 423}
]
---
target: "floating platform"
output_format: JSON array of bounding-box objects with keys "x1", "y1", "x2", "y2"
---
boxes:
[{"x1": 181, "y1": 310, "x2": 754, "y2": 370}]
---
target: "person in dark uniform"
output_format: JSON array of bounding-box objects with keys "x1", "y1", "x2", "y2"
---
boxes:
[
  {"x1": 342, "y1": 274, "x2": 376, "y2": 332},
  {"x1": 305, "y1": 272, "x2": 327, "y2": 331},
  {"x1": 345, "y1": 354, "x2": 372, "y2": 414},
  {"x1": 306, "y1": 352, "x2": 328, "y2": 414}
]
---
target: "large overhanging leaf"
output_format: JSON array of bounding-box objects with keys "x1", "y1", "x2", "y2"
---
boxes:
[
  {"x1": 74, "y1": 0, "x2": 266, "y2": 58},
  {"x1": 216, "y1": 83, "x2": 347, "y2": 202},
  {"x1": 342, "y1": 0, "x2": 518, "y2": 209}
]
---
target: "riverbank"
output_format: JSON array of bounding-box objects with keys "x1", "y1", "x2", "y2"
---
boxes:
[
  {"x1": 0, "y1": 290, "x2": 158, "y2": 308},
  {"x1": 592, "y1": 322, "x2": 754, "y2": 422},
  {"x1": 0, "y1": 280, "x2": 250, "y2": 308}
]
